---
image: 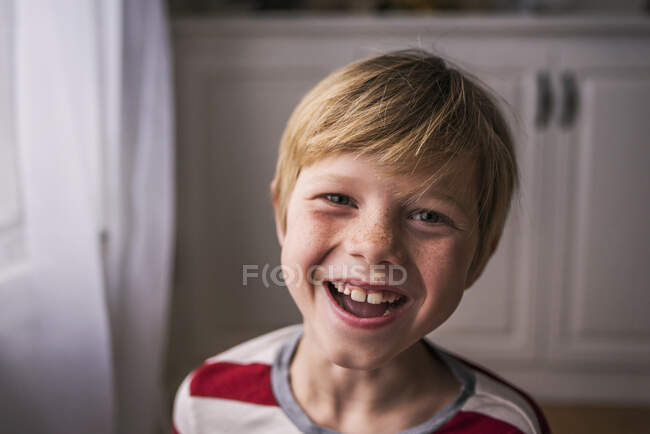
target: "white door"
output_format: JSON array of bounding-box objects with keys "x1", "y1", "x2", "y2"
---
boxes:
[{"x1": 546, "y1": 38, "x2": 650, "y2": 370}]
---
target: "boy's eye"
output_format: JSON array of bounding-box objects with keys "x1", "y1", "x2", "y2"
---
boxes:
[
  {"x1": 323, "y1": 193, "x2": 354, "y2": 206},
  {"x1": 410, "y1": 209, "x2": 450, "y2": 225}
]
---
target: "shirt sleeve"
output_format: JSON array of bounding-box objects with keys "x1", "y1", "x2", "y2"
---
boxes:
[{"x1": 172, "y1": 373, "x2": 195, "y2": 434}]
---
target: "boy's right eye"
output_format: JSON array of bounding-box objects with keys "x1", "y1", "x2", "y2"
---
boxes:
[{"x1": 323, "y1": 193, "x2": 354, "y2": 207}]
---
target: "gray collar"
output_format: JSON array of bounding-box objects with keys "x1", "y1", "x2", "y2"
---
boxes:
[{"x1": 271, "y1": 326, "x2": 475, "y2": 434}]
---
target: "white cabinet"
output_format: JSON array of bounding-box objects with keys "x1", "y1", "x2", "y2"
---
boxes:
[
  {"x1": 545, "y1": 39, "x2": 650, "y2": 368},
  {"x1": 430, "y1": 31, "x2": 650, "y2": 402},
  {"x1": 169, "y1": 16, "x2": 650, "y2": 404},
  {"x1": 420, "y1": 39, "x2": 550, "y2": 366}
]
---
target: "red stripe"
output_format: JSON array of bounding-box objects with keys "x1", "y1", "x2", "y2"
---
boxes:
[
  {"x1": 171, "y1": 422, "x2": 180, "y2": 434},
  {"x1": 444, "y1": 350, "x2": 551, "y2": 434},
  {"x1": 438, "y1": 410, "x2": 525, "y2": 433},
  {"x1": 189, "y1": 361, "x2": 278, "y2": 406}
]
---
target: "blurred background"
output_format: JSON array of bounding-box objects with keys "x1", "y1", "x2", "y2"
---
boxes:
[{"x1": 1, "y1": 1, "x2": 649, "y2": 433}]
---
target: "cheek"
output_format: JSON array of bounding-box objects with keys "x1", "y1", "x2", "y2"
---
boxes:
[
  {"x1": 281, "y1": 210, "x2": 340, "y2": 285},
  {"x1": 416, "y1": 237, "x2": 475, "y2": 298},
  {"x1": 415, "y1": 243, "x2": 468, "y2": 332},
  {"x1": 286, "y1": 209, "x2": 339, "y2": 249}
]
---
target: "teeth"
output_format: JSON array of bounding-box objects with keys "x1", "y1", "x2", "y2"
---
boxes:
[
  {"x1": 333, "y1": 282, "x2": 403, "y2": 305},
  {"x1": 382, "y1": 303, "x2": 399, "y2": 316},
  {"x1": 366, "y1": 292, "x2": 383, "y2": 304},
  {"x1": 350, "y1": 288, "x2": 366, "y2": 302}
]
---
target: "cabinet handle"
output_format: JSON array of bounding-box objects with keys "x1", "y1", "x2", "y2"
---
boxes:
[
  {"x1": 559, "y1": 71, "x2": 579, "y2": 129},
  {"x1": 535, "y1": 71, "x2": 553, "y2": 130}
]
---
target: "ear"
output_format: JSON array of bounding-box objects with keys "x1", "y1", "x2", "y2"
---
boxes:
[
  {"x1": 270, "y1": 180, "x2": 285, "y2": 247},
  {"x1": 487, "y1": 235, "x2": 500, "y2": 257},
  {"x1": 464, "y1": 233, "x2": 501, "y2": 290}
]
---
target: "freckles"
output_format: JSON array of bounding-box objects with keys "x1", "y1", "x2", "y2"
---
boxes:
[
  {"x1": 283, "y1": 210, "x2": 338, "y2": 279},
  {"x1": 414, "y1": 239, "x2": 449, "y2": 265},
  {"x1": 414, "y1": 238, "x2": 470, "y2": 285},
  {"x1": 302, "y1": 211, "x2": 340, "y2": 242},
  {"x1": 349, "y1": 223, "x2": 391, "y2": 246}
]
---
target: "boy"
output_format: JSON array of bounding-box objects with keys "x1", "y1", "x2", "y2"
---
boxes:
[{"x1": 173, "y1": 50, "x2": 550, "y2": 434}]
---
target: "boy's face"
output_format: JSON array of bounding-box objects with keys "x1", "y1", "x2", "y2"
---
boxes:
[{"x1": 273, "y1": 154, "x2": 479, "y2": 369}]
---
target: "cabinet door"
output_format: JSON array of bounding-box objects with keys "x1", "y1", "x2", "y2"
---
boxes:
[
  {"x1": 547, "y1": 39, "x2": 650, "y2": 369},
  {"x1": 417, "y1": 39, "x2": 552, "y2": 364}
]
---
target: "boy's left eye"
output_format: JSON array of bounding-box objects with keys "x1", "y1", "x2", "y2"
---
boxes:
[
  {"x1": 410, "y1": 209, "x2": 450, "y2": 225},
  {"x1": 323, "y1": 193, "x2": 354, "y2": 206}
]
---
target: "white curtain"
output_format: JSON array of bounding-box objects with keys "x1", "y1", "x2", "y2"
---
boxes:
[
  {"x1": 105, "y1": 1, "x2": 176, "y2": 433},
  {"x1": 2, "y1": 1, "x2": 175, "y2": 433},
  {"x1": 6, "y1": 1, "x2": 117, "y2": 433}
]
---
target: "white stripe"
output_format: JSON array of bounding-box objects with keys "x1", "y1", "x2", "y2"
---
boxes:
[
  {"x1": 173, "y1": 374, "x2": 197, "y2": 434},
  {"x1": 462, "y1": 370, "x2": 542, "y2": 434},
  {"x1": 191, "y1": 397, "x2": 301, "y2": 434},
  {"x1": 206, "y1": 325, "x2": 301, "y2": 365}
]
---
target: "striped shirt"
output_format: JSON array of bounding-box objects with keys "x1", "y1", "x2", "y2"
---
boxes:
[{"x1": 173, "y1": 325, "x2": 550, "y2": 434}]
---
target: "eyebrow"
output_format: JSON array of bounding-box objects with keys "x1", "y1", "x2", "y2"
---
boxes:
[{"x1": 308, "y1": 173, "x2": 361, "y2": 185}]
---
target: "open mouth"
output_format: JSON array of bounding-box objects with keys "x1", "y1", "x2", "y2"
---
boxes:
[{"x1": 325, "y1": 281, "x2": 408, "y2": 318}]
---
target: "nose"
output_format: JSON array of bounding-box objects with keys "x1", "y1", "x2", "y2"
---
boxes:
[{"x1": 344, "y1": 210, "x2": 407, "y2": 267}]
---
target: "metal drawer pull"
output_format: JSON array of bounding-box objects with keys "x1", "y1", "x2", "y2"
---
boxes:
[
  {"x1": 559, "y1": 71, "x2": 579, "y2": 129},
  {"x1": 535, "y1": 71, "x2": 553, "y2": 130}
]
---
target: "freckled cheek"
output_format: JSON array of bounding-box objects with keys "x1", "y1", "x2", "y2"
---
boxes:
[
  {"x1": 281, "y1": 211, "x2": 341, "y2": 284},
  {"x1": 415, "y1": 248, "x2": 468, "y2": 330},
  {"x1": 416, "y1": 239, "x2": 474, "y2": 295}
]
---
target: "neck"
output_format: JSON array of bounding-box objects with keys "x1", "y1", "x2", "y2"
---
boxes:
[{"x1": 288, "y1": 328, "x2": 460, "y2": 431}]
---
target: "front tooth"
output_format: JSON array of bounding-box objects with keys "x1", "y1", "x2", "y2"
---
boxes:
[
  {"x1": 350, "y1": 288, "x2": 367, "y2": 302},
  {"x1": 366, "y1": 292, "x2": 383, "y2": 304},
  {"x1": 343, "y1": 284, "x2": 351, "y2": 295},
  {"x1": 383, "y1": 292, "x2": 396, "y2": 303}
]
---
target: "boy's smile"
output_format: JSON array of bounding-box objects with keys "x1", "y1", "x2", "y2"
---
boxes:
[
  {"x1": 274, "y1": 153, "x2": 479, "y2": 369},
  {"x1": 322, "y1": 278, "x2": 413, "y2": 329}
]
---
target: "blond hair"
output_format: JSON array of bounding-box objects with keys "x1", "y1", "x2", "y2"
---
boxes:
[{"x1": 271, "y1": 49, "x2": 518, "y2": 284}]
